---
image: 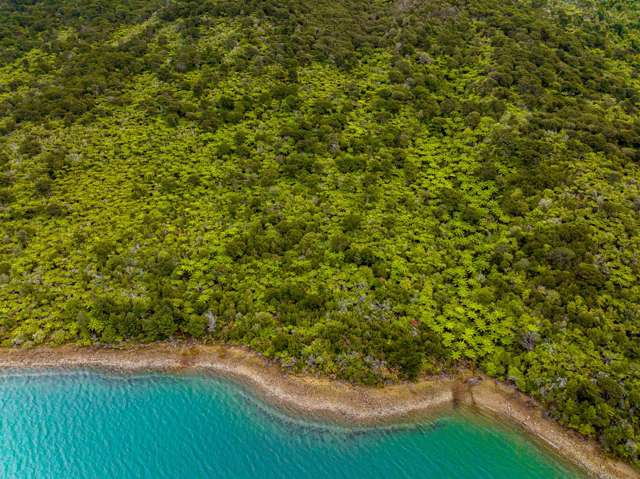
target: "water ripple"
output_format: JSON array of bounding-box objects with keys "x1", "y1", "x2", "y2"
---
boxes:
[{"x1": 0, "y1": 370, "x2": 583, "y2": 479}]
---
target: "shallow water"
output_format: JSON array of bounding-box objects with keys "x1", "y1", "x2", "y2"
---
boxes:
[{"x1": 0, "y1": 370, "x2": 583, "y2": 478}]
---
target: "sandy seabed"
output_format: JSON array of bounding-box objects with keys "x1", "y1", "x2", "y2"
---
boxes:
[{"x1": 0, "y1": 343, "x2": 636, "y2": 479}]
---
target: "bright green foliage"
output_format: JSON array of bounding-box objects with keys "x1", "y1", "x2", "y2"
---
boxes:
[{"x1": 1, "y1": 0, "x2": 640, "y2": 464}]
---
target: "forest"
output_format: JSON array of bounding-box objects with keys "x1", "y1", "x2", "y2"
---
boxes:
[{"x1": 0, "y1": 0, "x2": 639, "y2": 465}]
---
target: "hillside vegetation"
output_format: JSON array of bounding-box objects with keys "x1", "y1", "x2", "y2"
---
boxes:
[{"x1": 1, "y1": 0, "x2": 639, "y2": 463}]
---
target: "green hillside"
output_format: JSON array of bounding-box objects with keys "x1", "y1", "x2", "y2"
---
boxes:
[{"x1": 1, "y1": 0, "x2": 639, "y2": 463}]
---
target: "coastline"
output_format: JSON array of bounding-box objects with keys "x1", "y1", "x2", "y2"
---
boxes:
[{"x1": 0, "y1": 343, "x2": 636, "y2": 479}]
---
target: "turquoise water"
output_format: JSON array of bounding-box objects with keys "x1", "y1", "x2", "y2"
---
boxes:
[{"x1": 0, "y1": 370, "x2": 583, "y2": 478}]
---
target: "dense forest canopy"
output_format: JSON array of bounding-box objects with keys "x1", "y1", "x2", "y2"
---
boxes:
[{"x1": 0, "y1": 0, "x2": 639, "y2": 464}]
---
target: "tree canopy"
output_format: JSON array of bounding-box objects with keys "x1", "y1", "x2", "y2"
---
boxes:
[{"x1": 0, "y1": 0, "x2": 639, "y2": 465}]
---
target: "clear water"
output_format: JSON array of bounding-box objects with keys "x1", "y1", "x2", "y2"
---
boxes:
[{"x1": 0, "y1": 370, "x2": 583, "y2": 478}]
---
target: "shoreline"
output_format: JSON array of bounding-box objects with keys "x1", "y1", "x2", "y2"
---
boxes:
[{"x1": 0, "y1": 343, "x2": 636, "y2": 479}]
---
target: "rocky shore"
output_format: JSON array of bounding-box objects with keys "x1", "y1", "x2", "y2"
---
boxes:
[{"x1": 0, "y1": 343, "x2": 636, "y2": 479}]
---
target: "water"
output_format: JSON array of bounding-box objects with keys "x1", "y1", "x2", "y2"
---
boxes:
[{"x1": 0, "y1": 370, "x2": 583, "y2": 478}]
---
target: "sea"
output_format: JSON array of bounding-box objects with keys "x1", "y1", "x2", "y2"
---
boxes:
[{"x1": 0, "y1": 369, "x2": 583, "y2": 478}]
